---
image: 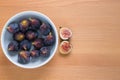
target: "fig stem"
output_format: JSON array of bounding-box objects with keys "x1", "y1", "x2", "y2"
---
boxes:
[
  {"x1": 32, "y1": 42, "x2": 34, "y2": 45},
  {"x1": 8, "y1": 48, "x2": 12, "y2": 50},
  {"x1": 59, "y1": 26, "x2": 62, "y2": 29},
  {"x1": 29, "y1": 17, "x2": 32, "y2": 21},
  {"x1": 49, "y1": 32, "x2": 52, "y2": 35}
]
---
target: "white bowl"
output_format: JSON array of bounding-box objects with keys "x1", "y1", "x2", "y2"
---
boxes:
[{"x1": 1, "y1": 11, "x2": 58, "y2": 69}]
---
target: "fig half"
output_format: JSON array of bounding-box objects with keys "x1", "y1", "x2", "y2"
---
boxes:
[
  {"x1": 59, "y1": 41, "x2": 72, "y2": 54},
  {"x1": 60, "y1": 27, "x2": 72, "y2": 40}
]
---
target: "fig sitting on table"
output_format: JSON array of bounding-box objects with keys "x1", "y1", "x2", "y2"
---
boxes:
[
  {"x1": 59, "y1": 41, "x2": 72, "y2": 55},
  {"x1": 59, "y1": 27, "x2": 72, "y2": 40}
]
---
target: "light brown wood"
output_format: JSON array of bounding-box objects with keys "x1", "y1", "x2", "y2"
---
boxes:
[{"x1": 0, "y1": 0, "x2": 120, "y2": 80}]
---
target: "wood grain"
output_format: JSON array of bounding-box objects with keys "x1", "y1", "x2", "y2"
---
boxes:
[{"x1": 0, "y1": 0, "x2": 120, "y2": 80}]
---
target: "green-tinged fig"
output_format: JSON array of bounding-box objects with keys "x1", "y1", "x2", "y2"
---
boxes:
[{"x1": 13, "y1": 31, "x2": 25, "y2": 42}]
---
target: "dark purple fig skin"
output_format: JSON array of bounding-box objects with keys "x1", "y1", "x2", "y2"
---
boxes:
[
  {"x1": 29, "y1": 18, "x2": 42, "y2": 30},
  {"x1": 40, "y1": 23, "x2": 51, "y2": 36},
  {"x1": 25, "y1": 29, "x2": 38, "y2": 41},
  {"x1": 18, "y1": 51, "x2": 30, "y2": 64},
  {"x1": 8, "y1": 41, "x2": 19, "y2": 51},
  {"x1": 7, "y1": 22, "x2": 19, "y2": 33},
  {"x1": 30, "y1": 50, "x2": 40, "y2": 58},
  {"x1": 20, "y1": 40, "x2": 31, "y2": 51},
  {"x1": 44, "y1": 33, "x2": 55, "y2": 46},
  {"x1": 32, "y1": 38, "x2": 44, "y2": 50},
  {"x1": 40, "y1": 47, "x2": 50, "y2": 57}
]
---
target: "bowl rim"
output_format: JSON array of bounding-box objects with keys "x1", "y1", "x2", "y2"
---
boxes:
[{"x1": 1, "y1": 11, "x2": 58, "y2": 69}]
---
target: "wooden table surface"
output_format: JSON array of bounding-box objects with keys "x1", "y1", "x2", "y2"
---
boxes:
[{"x1": 0, "y1": 0, "x2": 120, "y2": 80}]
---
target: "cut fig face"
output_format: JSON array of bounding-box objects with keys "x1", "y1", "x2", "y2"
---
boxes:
[
  {"x1": 59, "y1": 41, "x2": 72, "y2": 54},
  {"x1": 60, "y1": 27, "x2": 72, "y2": 40}
]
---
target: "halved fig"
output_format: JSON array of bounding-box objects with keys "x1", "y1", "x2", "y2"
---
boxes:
[
  {"x1": 59, "y1": 41, "x2": 72, "y2": 54},
  {"x1": 60, "y1": 27, "x2": 72, "y2": 40}
]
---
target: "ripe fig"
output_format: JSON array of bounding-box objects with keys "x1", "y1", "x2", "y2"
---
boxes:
[
  {"x1": 8, "y1": 41, "x2": 19, "y2": 51},
  {"x1": 13, "y1": 31, "x2": 25, "y2": 42},
  {"x1": 29, "y1": 18, "x2": 42, "y2": 29},
  {"x1": 30, "y1": 50, "x2": 40, "y2": 58},
  {"x1": 20, "y1": 40, "x2": 31, "y2": 51},
  {"x1": 40, "y1": 47, "x2": 50, "y2": 57},
  {"x1": 25, "y1": 29, "x2": 38, "y2": 41},
  {"x1": 32, "y1": 38, "x2": 44, "y2": 49},
  {"x1": 44, "y1": 32, "x2": 55, "y2": 46},
  {"x1": 59, "y1": 41, "x2": 72, "y2": 54},
  {"x1": 60, "y1": 27, "x2": 72, "y2": 40},
  {"x1": 40, "y1": 23, "x2": 51, "y2": 36},
  {"x1": 7, "y1": 22, "x2": 19, "y2": 33},
  {"x1": 18, "y1": 51, "x2": 30, "y2": 64},
  {"x1": 20, "y1": 19, "x2": 30, "y2": 32}
]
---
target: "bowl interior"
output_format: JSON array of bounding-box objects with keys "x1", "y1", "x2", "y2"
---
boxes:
[{"x1": 1, "y1": 11, "x2": 58, "y2": 69}]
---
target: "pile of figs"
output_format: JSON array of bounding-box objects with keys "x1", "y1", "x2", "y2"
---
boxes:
[{"x1": 7, "y1": 18, "x2": 55, "y2": 64}]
